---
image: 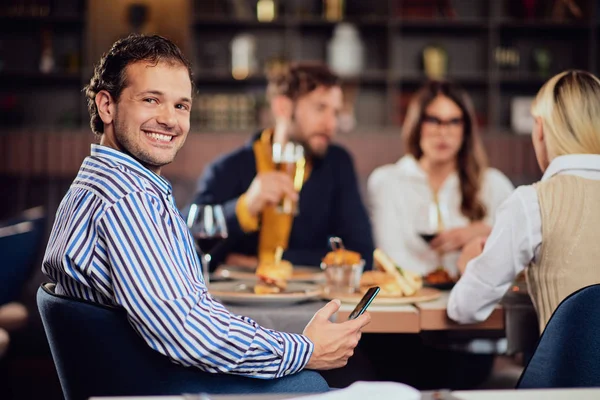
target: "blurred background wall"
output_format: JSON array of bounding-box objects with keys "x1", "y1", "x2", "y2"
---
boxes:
[
  {"x1": 2, "y1": 0, "x2": 577, "y2": 217},
  {"x1": 87, "y1": 0, "x2": 191, "y2": 65}
]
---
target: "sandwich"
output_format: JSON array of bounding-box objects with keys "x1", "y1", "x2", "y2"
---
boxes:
[
  {"x1": 371, "y1": 248, "x2": 423, "y2": 296},
  {"x1": 254, "y1": 259, "x2": 293, "y2": 294},
  {"x1": 360, "y1": 270, "x2": 403, "y2": 296}
]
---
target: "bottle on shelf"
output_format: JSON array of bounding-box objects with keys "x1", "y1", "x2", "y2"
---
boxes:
[
  {"x1": 230, "y1": 33, "x2": 257, "y2": 80},
  {"x1": 323, "y1": 0, "x2": 344, "y2": 21},
  {"x1": 327, "y1": 23, "x2": 364, "y2": 78},
  {"x1": 256, "y1": 0, "x2": 276, "y2": 22},
  {"x1": 39, "y1": 28, "x2": 55, "y2": 74},
  {"x1": 422, "y1": 44, "x2": 448, "y2": 79}
]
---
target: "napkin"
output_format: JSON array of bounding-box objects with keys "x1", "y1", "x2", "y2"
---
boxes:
[{"x1": 291, "y1": 381, "x2": 420, "y2": 400}]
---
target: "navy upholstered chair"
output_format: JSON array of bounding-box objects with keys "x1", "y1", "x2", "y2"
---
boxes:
[
  {"x1": 37, "y1": 283, "x2": 328, "y2": 400},
  {"x1": 0, "y1": 207, "x2": 45, "y2": 306},
  {"x1": 517, "y1": 284, "x2": 600, "y2": 388}
]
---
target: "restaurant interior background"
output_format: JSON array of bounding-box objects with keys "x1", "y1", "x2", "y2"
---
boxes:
[{"x1": 0, "y1": 0, "x2": 594, "y2": 398}]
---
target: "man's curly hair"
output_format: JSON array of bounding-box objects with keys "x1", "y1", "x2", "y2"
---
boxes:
[
  {"x1": 83, "y1": 34, "x2": 194, "y2": 137},
  {"x1": 266, "y1": 62, "x2": 340, "y2": 102}
]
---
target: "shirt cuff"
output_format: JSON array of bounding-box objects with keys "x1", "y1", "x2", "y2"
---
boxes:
[
  {"x1": 235, "y1": 193, "x2": 259, "y2": 233},
  {"x1": 274, "y1": 331, "x2": 314, "y2": 378}
]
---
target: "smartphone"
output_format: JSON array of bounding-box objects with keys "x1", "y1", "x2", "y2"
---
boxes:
[{"x1": 348, "y1": 286, "x2": 380, "y2": 320}]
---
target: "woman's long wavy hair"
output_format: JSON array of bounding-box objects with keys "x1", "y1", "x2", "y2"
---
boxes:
[{"x1": 403, "y1": 80, "x2": 488, "y2": 221}]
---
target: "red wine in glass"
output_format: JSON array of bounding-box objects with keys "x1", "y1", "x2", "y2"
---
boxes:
[
  {"x1": 186, "y1": 204, "x2": 228, "y2": 285},
  {"x1": 195, "y1": 233, "x2": 228, "y2": 255}
]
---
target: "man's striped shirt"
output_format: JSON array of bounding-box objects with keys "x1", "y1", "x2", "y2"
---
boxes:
[{"x1": 42, "y1": 144, "x2": 313, "y2": 378}]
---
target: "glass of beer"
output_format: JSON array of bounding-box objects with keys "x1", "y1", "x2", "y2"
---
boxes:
[{"x1": 272, "y1": 141, "x2": 305, "y2": 215}]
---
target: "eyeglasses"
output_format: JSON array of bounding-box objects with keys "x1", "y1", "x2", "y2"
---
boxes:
[{"x1": 422, "y1": 114, "x2": 464, "y2": 129}]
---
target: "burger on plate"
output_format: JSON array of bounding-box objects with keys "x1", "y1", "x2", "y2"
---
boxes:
[{"x1": 254, "y1": 259, "x2": 293, "y2": 294}]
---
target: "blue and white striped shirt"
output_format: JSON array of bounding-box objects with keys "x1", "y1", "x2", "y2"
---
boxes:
[{"x1": 42, "y1": 144, "x2": 314, "y2": 378}]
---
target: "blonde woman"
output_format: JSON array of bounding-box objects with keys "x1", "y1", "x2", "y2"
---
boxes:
[
  {"x1": 368, "y1": 80, "x2": 514, "y2": 278},
  {"x1": 449, "y1": 70, "x2": 600, "y2": 331}
]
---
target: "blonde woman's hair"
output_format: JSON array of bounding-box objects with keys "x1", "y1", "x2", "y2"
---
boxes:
[{"x1": 531, "y1": 70, "x2": 600, "y2": 156}]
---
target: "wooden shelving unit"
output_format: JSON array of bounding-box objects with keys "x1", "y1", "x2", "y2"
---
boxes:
[
  {"x1": 1, "y1": 0, "x2": 597, "y2": 135},
  {"x1": 191, "y1": 0, "x2": 597, "y2": 134},
  {"x1": 0, "y1": 0, "x2": 87, "y2": 130}
]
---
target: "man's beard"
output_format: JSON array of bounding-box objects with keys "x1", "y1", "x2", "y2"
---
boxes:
[
  {"x1": 306, "y1": 135, "x2": 330, "y2": 159},
  {"x1": 286, "y1": 108, "x2": 330, "y2": 160},
  {"x1": 113, "y1": 113, "x2": 176, "y2": 169},
  {"x1": 287, "y1": 125, "x2": 329, "y2": 160}
]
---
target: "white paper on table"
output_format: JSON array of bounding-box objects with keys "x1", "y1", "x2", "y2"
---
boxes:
[
  {"x1": 289, "y1": 381, "x2": 420, "y2": 400},
  {"x1": 453, "y1": 388, "x2": 600, "y2": 400}
]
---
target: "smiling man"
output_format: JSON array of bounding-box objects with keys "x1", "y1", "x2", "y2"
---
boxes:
[
  {"x1": 95, "y1": 52, "x2": 192, "y2": 172},
  {"x1": 192, "y1": 62, "x2": 374, "y2": 270},
  {"x1": 42, "y1": 35, "x2": 371, "y2": 394}
]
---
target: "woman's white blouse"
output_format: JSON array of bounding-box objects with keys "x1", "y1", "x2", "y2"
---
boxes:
[
  {"x1": 367, "y1": 155, "x2": 515, "y2": 277},
  {"x1": 447, "y1": 154, "x2": 600, "y2": 324}
]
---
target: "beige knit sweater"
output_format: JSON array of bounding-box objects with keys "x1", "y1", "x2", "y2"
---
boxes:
[{"x1": 526, "y1": 175, "x2": 600, "y2": 331}]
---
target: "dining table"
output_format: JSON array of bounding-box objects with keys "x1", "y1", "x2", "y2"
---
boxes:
[
  {"x1": 224, "y1": 291, "x2": 504, "y2": 335},
  {"x1": 209, "y1": 262, "x2": 511, "y2": 347}
]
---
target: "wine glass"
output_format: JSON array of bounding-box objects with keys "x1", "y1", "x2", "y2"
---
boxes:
[
  {"x1": 415, "y1": 196, "x2": 445, "y2": 269},
  {"x1": 415, "y1": 200, "x2": 439, "y2": 241},
  {"x1": 272, "y1": 141, "x2": 305, "y2": 215},
  {"x1": 186, "y1": 204, "x2": 228, "y2": 285}
]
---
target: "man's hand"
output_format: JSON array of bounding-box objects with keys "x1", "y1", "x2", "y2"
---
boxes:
[
  {"x1": 244, "y1": 172, "x2": 298, "y2": 216},
  {"x1": 457, "y1": 236, "x2": 487, "y2": 275},
  {"x1": 303, "y1": 300, "x2": 371, "y2": 370},
  {"x1": 430, "y1": 222, "x2": 491, "y2": 254}
]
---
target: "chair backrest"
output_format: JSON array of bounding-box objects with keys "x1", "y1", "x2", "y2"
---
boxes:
[
  {"x1": 517, "y1": 284, "x2": 600, "y2": 388},
  {"x1": 0, "y1": 208, "x2": 45, "y2": 305},
  {"x1": 37, "y1": 283, "x2": 220, "y2": 400},
  {"x1": 37, "y1": 283, "x2": 328, "y2": 400}
]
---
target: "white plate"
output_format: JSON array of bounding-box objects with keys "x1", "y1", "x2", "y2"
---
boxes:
[
  {"x1": 208, "y1": 281, "x2": 323, "y2": 306},
  {"x1": 214, "y1": 265, "x2": 326, "y2": 283},
  {"x1": 321, "y1": 287, "x2": 442, "y2": 305}
]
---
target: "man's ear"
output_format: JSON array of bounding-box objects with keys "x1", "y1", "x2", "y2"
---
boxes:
[
  {"x1": 271, "y1": 95, "x2": 293, "y2": 120},
  {"x1": 95, "y1": 90, "x2": 116, "y2": 125}
]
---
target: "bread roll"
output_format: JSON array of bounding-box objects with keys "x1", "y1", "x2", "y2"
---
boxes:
[
  {"x1": 322, "y1": 249, "x2": 362, "y2": 265},
  {"x1": 360, "y1": 270, "x2": 403, "y2": 296},
  {"x1": 254, "y1": 281, "x2": 283, "y2": 294}
]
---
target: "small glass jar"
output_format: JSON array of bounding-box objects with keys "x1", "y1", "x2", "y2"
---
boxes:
[{"x1": 320, "y1": 259, "x2": 365, "y2": 295}]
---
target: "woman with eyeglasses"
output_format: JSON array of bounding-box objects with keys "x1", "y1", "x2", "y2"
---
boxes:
[
  {"x1": 363, "y1": 80, "x2": 514, "y2": 389},
  {"x1": 368, "y1": 80, "x2": 514, "y2": 279}
]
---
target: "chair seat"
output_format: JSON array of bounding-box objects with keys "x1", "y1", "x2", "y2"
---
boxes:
[{"x1": 37, "y1": 283, "x2": 328, "y2": 400}]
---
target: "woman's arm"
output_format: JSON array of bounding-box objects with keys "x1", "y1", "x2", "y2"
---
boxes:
[
  {"x1": 447, "y1": 186, "x2": 541, "y2": 324},
  {"x1": 430, "y1": 221, "x2": 491, "y2": 253},
  {"x1": 431, "y1": 169, "x2": 515, "y2": 253}
]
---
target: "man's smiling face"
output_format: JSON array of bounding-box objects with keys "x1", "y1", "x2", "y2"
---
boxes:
[{"x1": 102, "y1": 60, "x2": 192, "y2": 174}]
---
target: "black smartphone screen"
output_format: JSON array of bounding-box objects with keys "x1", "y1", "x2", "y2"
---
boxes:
[{"x1": 348, "y1": 286, "x2": 380, "y2": 320}]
